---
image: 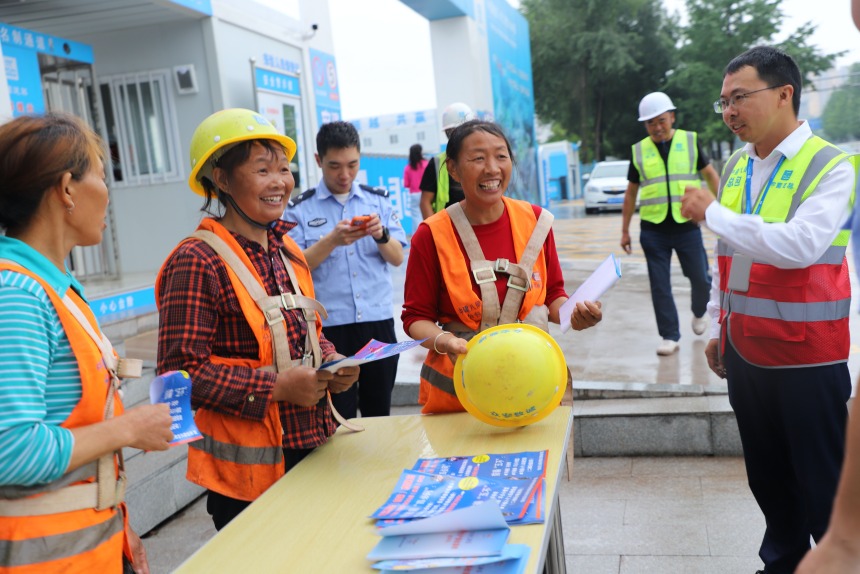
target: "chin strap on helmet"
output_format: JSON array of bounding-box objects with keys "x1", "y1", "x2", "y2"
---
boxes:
[{"x1": 217, "y1": 188, "x2": 274, "y2": 230}]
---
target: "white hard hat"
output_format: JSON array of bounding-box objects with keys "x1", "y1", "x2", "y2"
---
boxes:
[
  {"x1": 441, "y1": 102, "x2": 476, "y2": 131},
  {"x1": 638, "y1": 92, "x2": 676, "y2": 121}
]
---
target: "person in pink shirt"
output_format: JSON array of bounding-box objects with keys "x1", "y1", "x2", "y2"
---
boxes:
[{"x1": 403, "y1": 144, "x2": 428, "y2": 233}]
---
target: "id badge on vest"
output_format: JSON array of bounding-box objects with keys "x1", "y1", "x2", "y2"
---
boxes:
[{"x1": 728, "y1": 253, "x2": 753, "y2": 292}]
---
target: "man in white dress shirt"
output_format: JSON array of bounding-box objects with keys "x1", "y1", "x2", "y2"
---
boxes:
[{"x1": 681, "y1": 45, "x2": 855, "y2": 574}]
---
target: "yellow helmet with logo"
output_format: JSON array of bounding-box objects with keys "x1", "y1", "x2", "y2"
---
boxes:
[
  {"x1": 453, "y1": 324, "x2": 567, "y2": 428},
  {"x1": 188, "y1": 108, "x2": 297, "y2": 196}
]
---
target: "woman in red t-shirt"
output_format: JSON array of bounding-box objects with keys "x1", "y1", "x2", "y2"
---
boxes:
[{"x1": 401, "y1": 120, "x2": 602, "y2": 414}]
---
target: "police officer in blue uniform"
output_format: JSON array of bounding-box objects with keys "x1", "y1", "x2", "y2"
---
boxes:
[{"x1": 283, "y1": 121, "x2": 407, "y2": 419}]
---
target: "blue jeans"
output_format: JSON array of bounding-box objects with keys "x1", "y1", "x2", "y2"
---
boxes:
[{"x1": 639, "y1": 226, "x2": 711, "y2": 341}]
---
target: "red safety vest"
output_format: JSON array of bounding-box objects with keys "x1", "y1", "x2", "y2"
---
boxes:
[{"x1": 717, "y1": 137, "x2": 853, "y2": 367}]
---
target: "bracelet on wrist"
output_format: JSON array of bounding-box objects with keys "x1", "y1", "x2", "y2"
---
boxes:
[{"x1": 433, "y1": 331, "x2": 452, "y2": 354}]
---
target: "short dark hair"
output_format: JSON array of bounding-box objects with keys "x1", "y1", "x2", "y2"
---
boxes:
[
  {"x1": 0, "y1": 112, "x2": 105, "y2": 233},
  {"x1": 316, "y1": 121, "x2": 360, "y2": 158},
  {"x1": 725, "y1": 46, "x2": 801, "y2": 116},
  {"x1": 444, "y1": 120, "x2": 515, "y2": 165}
]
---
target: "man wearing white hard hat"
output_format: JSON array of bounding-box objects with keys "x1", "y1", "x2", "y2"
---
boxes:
[
  {"x1": 620, "y1": 91, "x2": 720, "y2": 356},
  {"x1": 418, "y1": 102, "x2": 476, "y2": 219}
]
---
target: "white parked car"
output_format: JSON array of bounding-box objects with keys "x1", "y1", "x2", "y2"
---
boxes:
[{"x1": 584, "y1": 160, "x2": 631, "y2": 214}]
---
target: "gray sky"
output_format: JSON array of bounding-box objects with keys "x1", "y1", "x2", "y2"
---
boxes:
[{"x1": 328, "y1": 0, "x2": 859, "y2": 119}]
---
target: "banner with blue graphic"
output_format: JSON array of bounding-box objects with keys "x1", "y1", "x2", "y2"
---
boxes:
[
  {"x1": 483, "y1": 0, "x2": 540, "y2": 205},
  {"x1": 309, "y1": 48, "x2": 342, "y2": 126}
]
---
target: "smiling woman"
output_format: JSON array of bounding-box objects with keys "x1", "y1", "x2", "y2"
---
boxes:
[
  {"x1": 155, "y1": 108, "x2": 359, "y2": 531},
  {"x1": 401, "y1": 119, "x2": 604, "y2": 415},
  {"x1": 0, "y1": 113, "x2": 174, "y2": 573}
]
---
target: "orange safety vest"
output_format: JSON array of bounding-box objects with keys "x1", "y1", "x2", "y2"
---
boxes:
[
  {"x1": 716, "y1": 138, "x2": 854, "y2": 367},
  {"x1": 0, "y1": 263, "x2": 128, "y2": 574},
  {"x1": 420, "y1": 197, "x2": 549, "y2": 414},
  {"x1": 156, "y1": 218, "x2": 328, "y2": 502}
]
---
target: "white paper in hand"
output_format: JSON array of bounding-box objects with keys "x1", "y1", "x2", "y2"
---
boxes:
[{"x1": 559, "y1": 253, "x2": 621, "y2": 333}]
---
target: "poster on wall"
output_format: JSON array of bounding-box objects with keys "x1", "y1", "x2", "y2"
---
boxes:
[
  {"x1": 0, "y1": 23, "x2": 94, "y2": 117},
  {"x1": 482, "y1": 0, "x2": 540, "y2": 205},
  {"x1": 309, "y1": 48, "x2": 342, "y2": 127},
  {"x1": 254, "y1": 65, "x2": 308, "y2": 191}
]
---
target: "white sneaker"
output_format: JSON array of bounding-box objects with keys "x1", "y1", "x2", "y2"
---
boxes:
[
  {"x1": 692, "y1": 315, "x2": 708, "y2": 336},
  {"x1": 656, "y1": 339, "x2": 680, "y2": 356}
]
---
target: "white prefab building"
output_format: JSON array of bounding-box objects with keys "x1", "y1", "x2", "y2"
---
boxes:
[{"x1": 0, "y1": 0, "x2": 339, "y2": 280}]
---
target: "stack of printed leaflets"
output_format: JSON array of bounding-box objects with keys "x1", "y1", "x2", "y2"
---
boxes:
[
  {"x1": 366, "y1": 451, "x2": 548, "y2": 573},
  {"x1": 367, "y1": 502, "x2": 530, "y2": 574}
]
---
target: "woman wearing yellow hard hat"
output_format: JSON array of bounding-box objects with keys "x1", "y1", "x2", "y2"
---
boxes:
[
  {"x1": 155, "y1": 108, "x2": 358, "y2": 530},
  {"x1": 402, "y1": 120, "x2": 602, "y2": 422}
]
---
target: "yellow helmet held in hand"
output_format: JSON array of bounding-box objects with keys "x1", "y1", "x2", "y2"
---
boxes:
[
  {"x1": 453, "y1": 324, "x2": 567, "y2": 428},
  {"x1": 188, "y1": 108, "x2": 297, "y2": 196}
]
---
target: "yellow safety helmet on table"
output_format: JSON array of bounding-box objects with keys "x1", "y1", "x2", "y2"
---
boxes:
[
  {"x1": 188, "y1": 108, "x2": 297, "y2": 196},
  {"x1": 453, "y1": 324, "x2": 567, "y2": 428}
]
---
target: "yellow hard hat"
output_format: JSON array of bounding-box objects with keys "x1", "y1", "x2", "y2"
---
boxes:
[
  {"x1": 453, "y1": 324, "x2": 567, "y2": 428},
  {"x1": 187, "y1": 108, "x2": 297, "y2": 196}
]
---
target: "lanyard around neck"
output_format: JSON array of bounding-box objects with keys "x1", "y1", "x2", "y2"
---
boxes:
[{"x1": 744, "y1": 155, "x2": 786, "y2": 215}]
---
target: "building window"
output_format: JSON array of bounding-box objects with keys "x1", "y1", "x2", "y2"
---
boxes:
[
  {"x1": 100, "y1": 69, "x2": 183, "y2": 186},
  {"x1": 416, "y1": 131, "x2": 425, "y2": 141},
  {"x1": 363, "y1": 137, "x2": 373, "y2": 148},
  {"x1": 389, "y1": 134, "x2": 398, "y2": 144}
]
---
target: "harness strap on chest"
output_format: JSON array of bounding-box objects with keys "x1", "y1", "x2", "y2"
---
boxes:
[
  {"x1": 191, "y1": 230, "x2": 327, "y2": 372},
  {"x1": 445, "y1": 204, "x2": 553, "y2": 329}
]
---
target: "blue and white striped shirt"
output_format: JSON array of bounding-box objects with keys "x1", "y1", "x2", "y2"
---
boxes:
[{"x1": 0, "y1": 236, "x2": 84, "y2": 486}]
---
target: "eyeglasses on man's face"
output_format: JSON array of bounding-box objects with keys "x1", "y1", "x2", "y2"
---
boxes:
[{"x1": 713, "y1": 85, "x2": 783, "y2": 114}]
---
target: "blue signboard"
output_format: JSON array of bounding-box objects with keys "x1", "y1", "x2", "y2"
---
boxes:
[
  {"x1": 0, "y1": 23, "x2": 95, "y2": 117},
  {"x1": 484, "y1": 0, "x2": 540, "y2": 205},
  {"x1": 309, "y1": 48, "x2": 342, "y2": 126},
  {"x1": 255, "y1": 67, "x2": 301, "y2": 97},
  {"x1": 90, "y1": 286, "x2": 157, "y2": 325},
  {"x1": 3, "y1": 44, "x2": 42, "y2": 116}
]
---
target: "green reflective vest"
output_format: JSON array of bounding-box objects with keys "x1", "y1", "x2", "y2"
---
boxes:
[
  {"x1": 433, "y1": 151, "x2": 449, "y2": 213},
  {"x1": 631, "y1": 129, "x2": 699, "y2": 224}
]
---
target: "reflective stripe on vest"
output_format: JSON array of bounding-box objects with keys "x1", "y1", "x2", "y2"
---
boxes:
[
  {"x1": 190, "y1": 433, "x2": 284, "y2": 466},
  {"x1": 727, "y1": 293, "x2": 851, "y2": 322},
  {"x1": 0, "y1": 511, "x2": 123, "y2": 567},
  {"x1": 633, "y1": 130, "x2": 698, "y2": 222},
  {"x1": 717, "y1": 137, "x2": 853, "y2": 368}
]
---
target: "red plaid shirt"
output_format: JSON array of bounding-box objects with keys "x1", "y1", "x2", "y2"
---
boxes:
[{"x1": 157, "y1": 219, "x2": 337, "y2": 448}]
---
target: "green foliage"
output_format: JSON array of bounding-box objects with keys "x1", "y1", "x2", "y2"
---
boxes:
[
  {"x1": 522, "y1": 0, "x2": 676, "y2": 162},
  {"x1": 821, "y1": 63, "x2": 860, "y2": 142},
  {"x1": 666, "y1": 0, "x2": 841, "y2": 152},
  {"x1": 524, "y1": 0, "x2": 842, "y2": 162}
]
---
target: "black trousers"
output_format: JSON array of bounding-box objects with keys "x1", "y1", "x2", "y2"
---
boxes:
[
  {"x1": 206, "y1": 447, "x2": 314, "y2": 531},
  {"x1": 725, "y1": 340, "x2": 851, "y2": 574},
  {"x1": 323, "y1": 319, "x2": 399, "y2": 419}
]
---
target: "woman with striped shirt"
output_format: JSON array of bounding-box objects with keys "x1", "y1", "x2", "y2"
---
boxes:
[{"x1": 0, "y1": 113, "x2": 173, "y2": 573}]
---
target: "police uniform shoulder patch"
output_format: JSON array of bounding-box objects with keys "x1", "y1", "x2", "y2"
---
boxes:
[
  {"x1": 287, "y1": 188, "x2": 316, "y2": 208},
  {"x1": 359, "y1": 183, "x2": 389, "y2": 198}
]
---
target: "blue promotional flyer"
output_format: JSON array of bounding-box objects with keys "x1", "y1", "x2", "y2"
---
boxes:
[{"x1": 149, "y1": 370, "x2": 202, "y2": 446}]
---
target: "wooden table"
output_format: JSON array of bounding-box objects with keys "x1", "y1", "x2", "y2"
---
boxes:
[{"x1": 176, "y1": 406, "x2": 573, "y2": 573}]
